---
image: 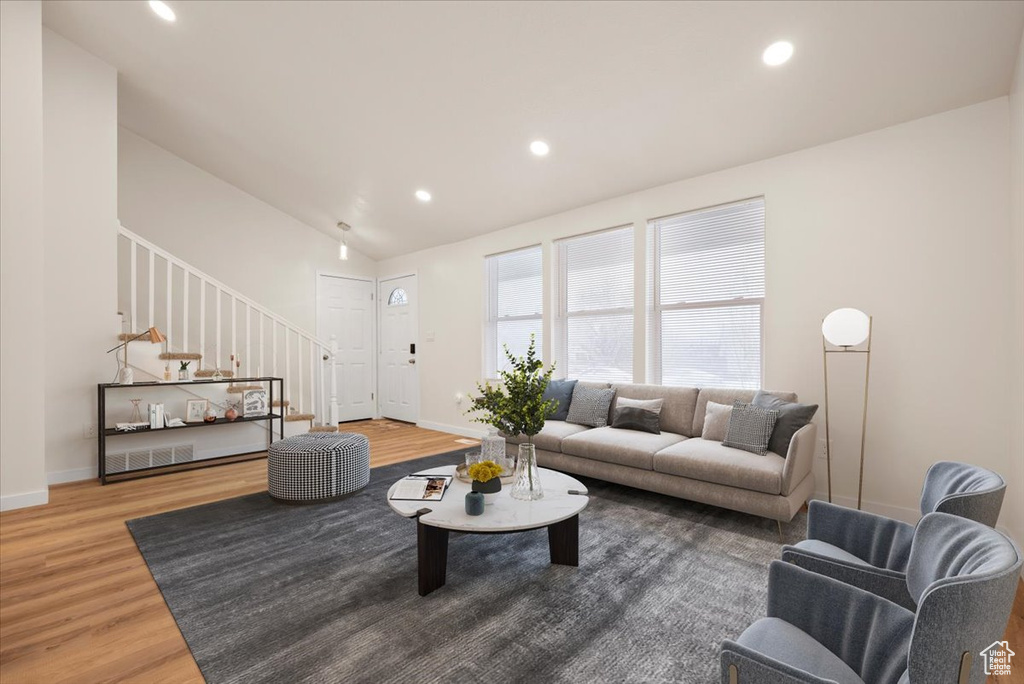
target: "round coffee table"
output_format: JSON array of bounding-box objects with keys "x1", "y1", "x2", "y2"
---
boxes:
[{"x1": 387, "y1": 464, "x2": 589, "y2": 596}]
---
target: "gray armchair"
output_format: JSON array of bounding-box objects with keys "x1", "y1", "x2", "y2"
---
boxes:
[
  {"x1": 780, "y1": 461, "x2": 1005, "y2": 609},
  {"x1": 721, "y1": 512, "x2": 1022, "y2": 684}
]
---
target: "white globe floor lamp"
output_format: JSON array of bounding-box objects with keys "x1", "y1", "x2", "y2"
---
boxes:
[{"x1": 821, "y1": 308, "x2": 873, "y2": 509}]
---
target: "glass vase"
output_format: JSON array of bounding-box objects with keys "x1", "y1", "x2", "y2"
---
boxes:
[
  {"x1": 481, "y1": 428, "x2": 510, "y2": 474},
  {"x1": 510, "y1": 443, "x2": 543, "y2": 501}
]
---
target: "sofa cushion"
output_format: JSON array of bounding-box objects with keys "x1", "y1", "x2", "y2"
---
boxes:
[
  {"x1": 653, "y1": 438, "x2": 785, "y2": 495},
  {"x1": 611, "y1": 384, "x2": 699, "y2": 437},
  {"x1": 701, "y1": 401, "x2": 733, "y2": 441},
  {"x1": 736, "y1": 618, "x2": 865, "y2": 684},
  {"x1": 561, "y1": 427, "x2": 686, "y2": 470},
  {"x1": 692, "y1": 388, "x2": 797, "y2": 438},
  {"x1": 753, "y1": 390, "x2": 818, "y2": 458},
  {"x1": 505, "y1": 420, "x2": 591, "y2": 453},
  {"x1": 543, "y1": 379, "x2": 578, "y2": 421},
  {"x1": 566, "y1": 384, "x2": 616, "y2": 427}
]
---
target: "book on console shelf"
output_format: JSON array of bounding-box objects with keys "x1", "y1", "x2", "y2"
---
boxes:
[{"x1": 389, "y1": 474, "x2": 453, "y2": 502}]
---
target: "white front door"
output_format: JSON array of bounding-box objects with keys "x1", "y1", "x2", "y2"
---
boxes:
[
  {"x1": 378, "y1": 274, "x2": 419, "y2": 423},
  {"x1": 317, "y1": 275, "x2": 375, "y2": 422}
]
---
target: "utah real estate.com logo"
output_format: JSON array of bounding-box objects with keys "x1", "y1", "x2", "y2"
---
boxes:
[{"x1": 980, "y1": 640, "x2": 1015, "y2": 676}]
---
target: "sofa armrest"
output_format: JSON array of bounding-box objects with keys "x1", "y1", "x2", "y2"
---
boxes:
[
  {"x1": 781, "y1": 545, "x2": 916, "y2": 610},
  {"x1": 806, "y1": 500, "x2": 915, "y2": 571},
  {"x1": 766, "y1": 561, "x2": 914, "y2": 684},
  {"x1": 720, "y1": 640, "x2": 833, "y2": 684},
  {"x1": 780, "y1": 423, "x2": 815, "y2": 497}
]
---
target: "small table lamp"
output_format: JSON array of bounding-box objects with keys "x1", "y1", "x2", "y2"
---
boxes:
[
  {"x1": 821, "y1": 308, "x2": 872, "y2": 509},
  {"x1": 107, "y1": 326, "x2": 166, "y2": 385}
]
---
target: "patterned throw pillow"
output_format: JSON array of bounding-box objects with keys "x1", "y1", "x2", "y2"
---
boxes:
[
  {"x1": 565, "y1": 385, "x2": 616, "y2": 428},
  {"x1": 752, "y1": 391, "x2": 818, "y2": 457},
  {"x1": 723, "y1": 402, "x2": 779, "y2": 456},
  {"x1": 701, "y1": 401, "x2": 733, "y2": 441},
  {"x1": 611, "y1": 397, "x2": 664, "y2": 434}
]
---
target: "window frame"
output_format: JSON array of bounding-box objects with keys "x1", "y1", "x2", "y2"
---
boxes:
[
  {"x1": 483, "y1": 244, "x2": 544, "y2": 379},
  {"x1": 648, "y1": 197, "x2": 765, "y2": 389},
  {"x1": 554, "y1": 224, "x2": 635, "y2": 383}
]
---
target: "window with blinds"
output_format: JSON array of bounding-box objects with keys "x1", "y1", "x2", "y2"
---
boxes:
[
  {"x1": 648, "y1": 198, "x2": 764, "y2": 389},
  {"x1": 484, "y1": 245, "x2": 543, "y2": 377},
  {"x1": 556, "y1": 226, "x2": 634, "y2": 382}
]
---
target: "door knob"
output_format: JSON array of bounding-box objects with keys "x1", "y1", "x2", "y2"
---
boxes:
[{"x1": 408, "y1": 359, "x2": 416, "y2": 365}]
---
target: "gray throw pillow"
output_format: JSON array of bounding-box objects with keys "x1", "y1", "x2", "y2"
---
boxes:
[
  {"x1": 752, "y1": 391, "x2": 818, "y2": 457},
  {"x1": 542, "y1": 379, "x2": 578, "y2": 421},
  {"x1": 611, "y1": 397, "x2": 664, "y2": 434},
  {"x1": 565, "y1": 385, "x2": 616, "y2": 428},
  {"x1": 723, "y1": 402, "x2": 779, "y2": 456}
]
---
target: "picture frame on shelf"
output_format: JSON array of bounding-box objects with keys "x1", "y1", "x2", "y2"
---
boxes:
[
  {"x1": 185, "y1": 399, "x2": 208, "y2": 423},
  {"x1": 243, "y1": 388, "x2": 268, "y2": 417}
]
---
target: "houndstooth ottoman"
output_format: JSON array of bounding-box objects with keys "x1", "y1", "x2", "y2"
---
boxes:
[{"x1": 267, "y1": 432, "x2": 370, "y2": 503}]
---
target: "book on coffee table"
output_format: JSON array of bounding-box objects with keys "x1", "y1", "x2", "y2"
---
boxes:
[{"x1": 388, "y1": 474, "x2": 453, "y2": 502}]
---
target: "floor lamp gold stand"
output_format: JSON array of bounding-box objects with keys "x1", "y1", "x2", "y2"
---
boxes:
[{"x1": 821, "y1": 308, "x2": 873, "y2": 509}]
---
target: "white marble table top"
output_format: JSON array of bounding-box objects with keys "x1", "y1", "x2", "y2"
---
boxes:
[{"x1": 387, "y1": 464, "x2": 588, "y2": 533}]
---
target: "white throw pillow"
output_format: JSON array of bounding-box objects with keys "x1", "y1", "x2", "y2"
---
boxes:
[{"x1": 701, "y1": 401, "x2": 733, "y2": 441}]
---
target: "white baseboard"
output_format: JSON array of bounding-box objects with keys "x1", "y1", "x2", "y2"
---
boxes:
[
  {"x1": 0, "y1": 489, "x2": 49, "y2": 512},
  {"x1": 812, "y1": 491, "x2": 920, "y2": 525},
  {"x1": 416, "y1": 420, "x2": 487, "y2": 440},
  {"x1": 48, "y1": 467, "x2": 96, "y2": 485}
]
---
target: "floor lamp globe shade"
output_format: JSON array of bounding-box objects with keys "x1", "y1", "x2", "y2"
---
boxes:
[{"x1": 822, "y1": 308, "x2": 870, "y2": 347}]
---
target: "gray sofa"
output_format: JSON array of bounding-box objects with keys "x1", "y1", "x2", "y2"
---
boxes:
[{"x1": 505, "y1": 383, "x2": 816, "y2": 524}]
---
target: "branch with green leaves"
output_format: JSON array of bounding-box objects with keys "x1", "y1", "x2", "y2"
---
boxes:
[{"x1": 467, "y1": 335, "x2": 557, "y2": 442}]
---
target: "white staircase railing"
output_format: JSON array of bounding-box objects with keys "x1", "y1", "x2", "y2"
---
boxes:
[{"x1": 117, "y1": 224, "x2": 338, "y2": 425}]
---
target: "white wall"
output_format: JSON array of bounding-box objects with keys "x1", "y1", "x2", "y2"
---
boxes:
[
  {"x1": 42, "y1": 28, "x2": 119, "y2": 483},
  {"x1": 378, "y1": 98, "x2": 1020, "y2": 541},
  {"x1": 118, "y1": 129, "x2": 376, "y2": 334},
  {"x1": 1008, "y1": 29, "x2": 1024, "y2": 548},
  {"x1": 0, "y1": 1, "x2": 48, "y2": 510}
]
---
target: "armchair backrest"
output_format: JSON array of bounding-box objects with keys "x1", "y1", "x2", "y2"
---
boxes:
[
  {"x1": 906, "y1": 513, "x2": 1021, "y2": 684},
  {"x1": 919, "y1": 461, "x2": 1005, "y2": 527}
]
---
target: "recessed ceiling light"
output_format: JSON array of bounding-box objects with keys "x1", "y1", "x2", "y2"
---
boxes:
[
  {"x1": 762, "y1": 41, "x2": 793, "y2": 66},
  {"x1": 530, "y1": 140, "x2": 550, "y2": 157},
  {"x1": 415, "y1": 189, "x2": 432, "y2": 202},
  {"x1": 148, "y1": 0, "x2": 176, "y2": 22}
]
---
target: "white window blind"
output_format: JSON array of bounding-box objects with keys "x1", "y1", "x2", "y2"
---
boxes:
[
  {"x1": 484, "y1": 245, "x2": 543, "y2": 377},
  {"x1": 556, "y1": 226, "x2": 633, "y2": 382},
  {"x1": 649, "y1": 198, "x2": 764, "y2": 389}
]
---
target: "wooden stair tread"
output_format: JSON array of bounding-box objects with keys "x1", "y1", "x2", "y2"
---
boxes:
[
  {"x1": 285, "y1": 413, "x2": 315, "y2": 422},
  {"x1": 271, "y1": 399, "x2": 290, "y2": 407},
  {"x1": 308, "y1": 425, "x2": 338, "y2": 433},
  {"x1": 194, "y1": 369, "x2": 234, "y2": 378},
  {"x1": 226, "y1": 384, "x2": 262, "y2": 394},
  {"x1": 117, "y1": 331, "x2": 155, "y2": 342},
  {"x1": 159, "y1": 352, "x2": 202, "y2": 361}
]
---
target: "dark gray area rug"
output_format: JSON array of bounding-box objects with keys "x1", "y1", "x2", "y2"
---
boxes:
[{"x1": 127, "y1": 449, "x2": 806, "y2": 684}]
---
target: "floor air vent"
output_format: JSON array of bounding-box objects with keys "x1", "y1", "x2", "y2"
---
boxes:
[{"x1": 107, "y1": 443, "x2": 195, "y2": 473}]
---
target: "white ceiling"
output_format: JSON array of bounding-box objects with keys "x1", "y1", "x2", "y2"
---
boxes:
[{"x1": 42, "y1": 1, "x2": 1024, "y2": 260}]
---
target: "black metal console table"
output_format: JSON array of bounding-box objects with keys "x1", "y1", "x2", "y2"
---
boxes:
[{"x1": 97, "y1": 376, "x2": 285, "y2": 484}]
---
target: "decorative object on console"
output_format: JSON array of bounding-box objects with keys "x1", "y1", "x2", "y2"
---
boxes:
[
  {"x1": 129, "y1": 398, "x2": 143, "y2": 424},
  {"x1": 723, "y1": 402, "x2": 778, "y2": 456},
  {"x1": 565, "y1": 384, "x2": 616, "y2": 428},
  {"x1": 243, "y1": 388, "x2": 268, "y2": 416},
  {"x1": 211, "y1": 368, "x2": 225, "y2": 381},
  {"x1": 106, "y1": 324, "x2": 166, "y2": 385},
  {"x1": 610, "y1": 397, "x2": 663, "y2": 434},
  {"x1": 225, "y1": 403, "x2": 239, "y2": 422},
  {"x1": 185, "y1": 399, "x2": 208, "y2": 423},
  {"x1": 468, "y1": 335, "x2": 556, "y2": 501},
  {"x1": 751, "y1": 391, "x2": 818, "y2": 457},
  {"x1": 203, "y1": 406, "x2": 218, "y2": 423},
  {"x1": 821, "y1": 307, "x2": 872, "y2": 507},
  {"x1": 178, "y1": 361, "x2": 191, "y2": 381},
  {"x1": 700, "y1": 401, "x2": 733, "y2": 441}
]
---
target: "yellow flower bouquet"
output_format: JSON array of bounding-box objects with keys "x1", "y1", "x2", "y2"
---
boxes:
[{"x1": 468, "y1": 459, "x2": 503, "y2": 494}]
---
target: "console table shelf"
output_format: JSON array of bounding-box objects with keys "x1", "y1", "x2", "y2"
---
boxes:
[{"x1": 98, "y1": 376, "x2": 285, "y2": 484}]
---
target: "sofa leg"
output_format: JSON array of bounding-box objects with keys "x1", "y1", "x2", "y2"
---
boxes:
[{"x1": 776, "y1": 520, "x2": 784, "y2": 543}]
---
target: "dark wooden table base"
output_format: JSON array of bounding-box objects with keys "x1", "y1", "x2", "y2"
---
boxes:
[{"x1": 416, "y1": 514, "x2": 580, "y2": 596}]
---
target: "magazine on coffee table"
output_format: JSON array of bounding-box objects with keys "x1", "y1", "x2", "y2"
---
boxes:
[{"x1": 389, "y1": 474, "x2": 453, "y2": 502}]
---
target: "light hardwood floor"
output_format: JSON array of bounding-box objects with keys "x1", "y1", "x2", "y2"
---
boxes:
[{"x1": 1, "y1": 419, "x2": 1020, "y2": 683}]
